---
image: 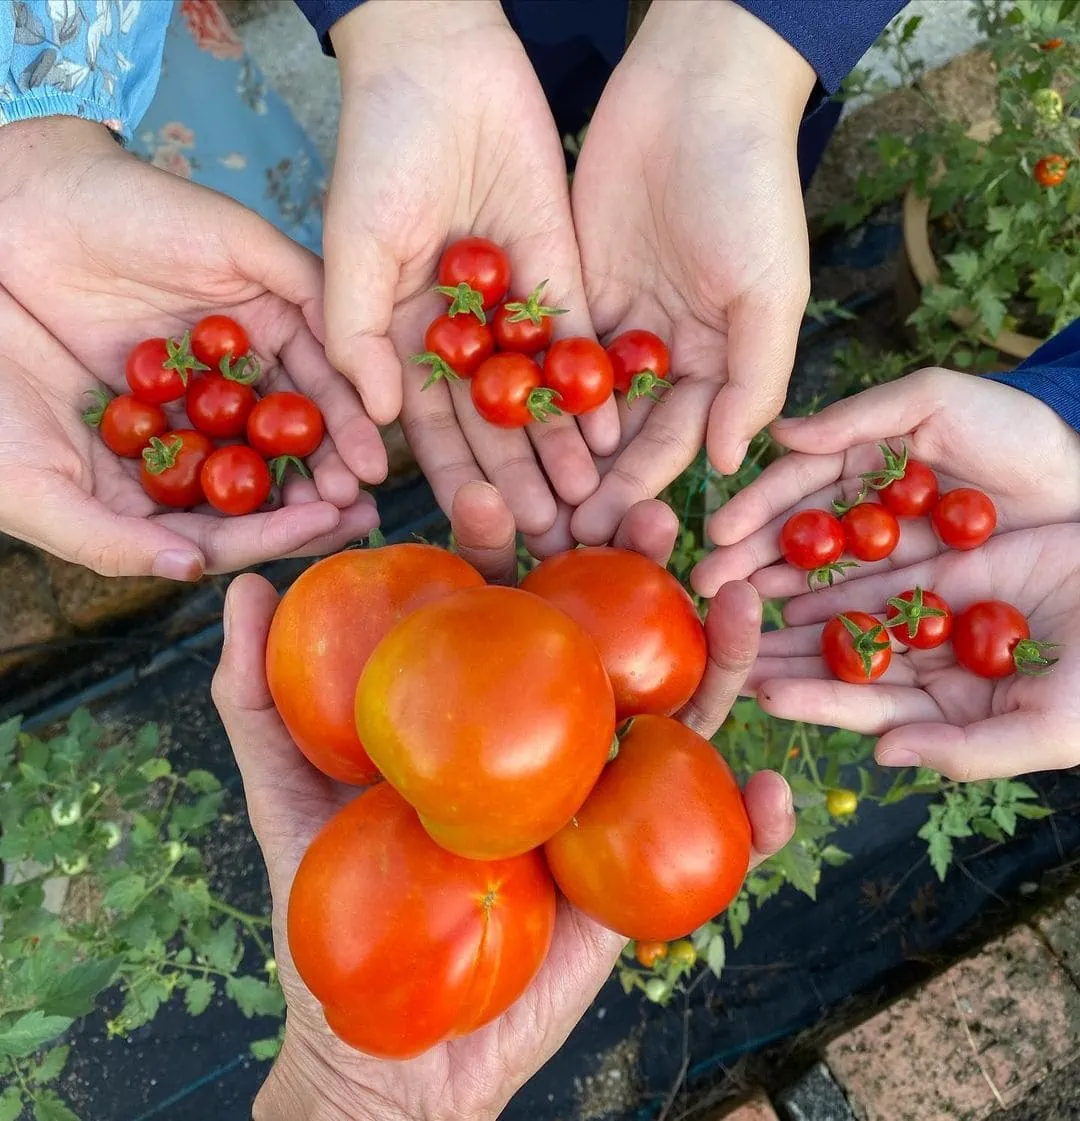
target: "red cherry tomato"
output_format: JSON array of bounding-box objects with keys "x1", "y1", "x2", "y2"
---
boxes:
[
  {"x1": 885, "y1": 587, "x2": 953, "y2": 649},
  {"x1": 415, "y1": 314, "x2": 494, "y2": 383},
  {"x1": 931, "y1": 488, "x2": 996, "y2": 550},
  {"x1": 841, "y1": 502, "x2": 900, "y2": 562},
  {"x1": 780, "y1": 509, "x2": 851, "y2": 588},
  {"x1": 1034, "y1": 155, "x2": 1068, "y2": 188},
  {"x1": 200, "y1": 445, "x2": 272, "y2": 516},
  {"x1": 471, "y1": 353, "x2": 560, "y2": 428},
  {"x1": 140, "y1": 429, "x2": 214, "y2": 508},
  {"x1": 246, "y1": 392, "x2": 325, "y2": 458},
  {"x1": 821, "y1": 612, "x2": 891, "y2": 683},
  {"x1": 866, "y1": 447, "x2": 940, "y2": 517},
  {"x1": 635, "y1": 941, "x2": 669, "y2": 969},
  {"x1": 436, "y1": 237, "x2": 510, "y2": 316},
  {"x1": 125, "y1": 336, "x2": 204, "y2": 404},
  {"x1": 542, "y1": 337, "x2": 614, "y2": 415},
  {"x1": 186, "y1": 373, "x2": 258, "y2": 439},
  {"x1": 83, "y1": 392, "x2": 166, "y2": 458},
  {"x1": 190, "y1": 315, "x2": 251, "y2": 371},
  {"x1": 952, "y1": 600, "x2": 1058, "y2": 678},
  {"x1": 491, "y1": 283, "x2": 566, "y2": 354},
  {"x1": 606, "y1": 329, "x2": 671, "y2": 404}
]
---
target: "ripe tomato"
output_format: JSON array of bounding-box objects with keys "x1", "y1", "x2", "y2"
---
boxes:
[
  {"x1": 544, "y1": 715, "x2": 751, "y2": 941},
  {"x1": 355, "y1": 585, "x2": 616, "y2": 860},
  {"x1": 1034, "y1": 154, "x2": 1068, "y2": 187},
  {"x1": 952, "y1": 600, "x2": 1058, "y2": 678},
  {"x1": 126, "y1": 335, "x2": 205, "y2": 404},
  {"x1": 246, "y1": 392, "x2": 325, "y2": 458},
  {"x1": 267, "y1": 545, "x2": 484, "y2": 785},
  {"x1": 436, "y1": 236, "x2": 510, "y2": 317},
  {"x1": 863, "y1": 445, "x2": 939, "y2": 516},
  {"x1": 821, "y1": 612, "x2": 891, "y2": 683},
  {"x1": 542, "y1": 337, "x2": 614, "y2": 415},
  {"x1": 470, "y1": 353, "x2": 560, "y2": 427},
  {"x1": 186, "y1": 373, "x2": 258, "y2": 438},
  {"x1": 931, "y1": 488, "x2": 996, "y2": 550},
  {"x1": 492, "y1": 283, "x2": 566, "y2": 354},
  {"x1": 635, "y1": 940, "x2": 669, "y2": 969},
  {"x1": 521, "y1": 546, "x2": 706, "y2": 721},
  {"x1": 83, "y1": 391, "x2": 166, "y2": 458},
  {"x1": 200, "y1": 445, "x2": 272, "y2": 516},
  {"x1": 779, "y1": 509, "x2": 850, "y2": 588},
  {"x1": 885, "y1": 587, "x2": 953, "y2": 649},
  {"x1": 190, "y1": 314, "x2": 250, "y2": 371},
  {"x1": 841, "y1": 502, "x2": 900, "y2": 562},
  {"x1": 139, "y1": 429, "x2": 214, "y2": 508},
  {"x1": 826, "y1": 789, "x2": 858, "y2": 817},
  {"x1": 416, "y1": 314, "x2": 495, "y2": 383},
  {"x1": 1041, "y1": 37, "x2": 1064, "y2": 49},
  {"x1": 606, "y1": 329, "x2": 671, "y2": 404},
  {"x1": 288, "y1": 782, "x2": 555, "y2": 1060}
]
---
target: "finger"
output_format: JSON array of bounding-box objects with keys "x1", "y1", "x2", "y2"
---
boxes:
[
  {"x1": 744, "y1": 771, "x2": 795, "y2": 867},
  {"x1": 576, "y1": 396, "x2": 622, "y2": 460},
  {"x1": 527, "y1": 411, "x2": 601, "y2": 507},
  {"x1": 523, "y1": 501, "x2": 576, "y2": 559},
  {"x1": 450, "y1": 482, "x2": 518, "y2": 585},
  {"x1": 875, "y1": 714, "x2": 1080, "y2": 782},
  {"x1": 756, "y1": 677, "x2": 944, "y2": 732},
  {"x1": 678, "y1": 581, "x2": 761, "y2": 739},
  {"x1": 781, "y1": 556, "x2": 943, "y2": 627},
  {"x1": 611, "y1": 499, "x2": 679, "y2": 566}
]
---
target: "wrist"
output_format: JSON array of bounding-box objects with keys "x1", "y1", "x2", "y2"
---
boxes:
[{"x1": 0, "y1": 116, "x2": 119, "y2": 201}]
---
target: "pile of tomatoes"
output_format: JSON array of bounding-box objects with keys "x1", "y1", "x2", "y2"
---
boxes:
[
  {"x1": 268, "y1": 541, "x2": 750, "y2": 1059},
  {"x1": 778, "y1": 443, "x2": 1059, "y2": 683},
  {"x1": 413, "y1": 236, "x2": 672, "y2": 427},
  {"x1": 84, "y1": 315, "x2": 325, "y2": 516}
]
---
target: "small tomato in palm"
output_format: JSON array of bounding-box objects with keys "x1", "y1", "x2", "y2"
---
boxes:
[
  {"x1": 246, "y1": 392, "x2": 325, "y2": 458},
  {"x1": 821, "y1": 612, "x2": 891, "y2": 684},
  {"x1": 491, "y1": 282, "x2": 567, "y2": 355},
  {"x1": 83, "y1": 391, "x2": 166, "y2": 458},
  {"x1": 471, "y1": 353, "x2": 560, "y2": 428},
  {"x1": 544, "y1": 715, "x2": 751, "y2": 941},
  {"x1": 126, "y1": 335, "x2": 206, "y2": 404},
  {"x1": 288, "y1": 782, "x2": 556, "y2": 1060},
  {"x1": 414, "y1": 314, "x2": 495, "y2": 385},
  {"x1": 779, "y1": 509, "x2": 850, "y2": 588},
  {"x1": 200, "y1": 445, "x2": 272, "y2": 516},
  {"x1": 606, "y1": 329, "x2": 671, "y2": 404},
  {"x1": 952, "y1": 600, "x2": 1058, "y2": 679},
  {"x1": 885, "y1": 587, "x2": 953, "y2": 650},
  {"x1": 542, "y1": 337, "x2": 614, "y2": 415},
  {"x1": 840, "y1": 502, "x2": 900, "y2": 562},
  {"x1": 931, "y1": 488, "x2": 996, "y2": 550},
  {"x1": 186, "y1": 371, "x2": 258, "y2": 439},
  {"x1": 355, "y1": 585, "x2": 616, "y2": 859},
  {"x1": 436, "y1": 236, "x2": 511, "y2": 318},
  {"x1": 140, "y1": 429, "x2": 214, "y2": 508},
  {"x1": 862, "y1": 445, "x2": 939, "y2": 516},
  {"x1": 190, "y1": 314, "x2": 252, "y2": 371}
]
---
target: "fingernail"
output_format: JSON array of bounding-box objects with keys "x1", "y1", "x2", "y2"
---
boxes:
[
  {"x1": 730, "y1": 441, "x2": 750, "y2": 469},
  {"x1": 877, "y1": 748, "x2": 921, "y2": 768},
  {"x1": 152, "y1": 550, "x2": 203, "y2": 582},
  {"x1": 783, "y1": 781, "x2": 794, "y2": 815},
  {"x1": 221, "y1": 591, "x2": 233, "y2": 646},
  {"x1": 771, "y1": 416, "x2": 796, "y2": 428}
]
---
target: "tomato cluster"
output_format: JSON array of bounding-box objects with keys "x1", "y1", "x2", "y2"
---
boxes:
[
  {"x1": 271, "y1": 542, "x2": 750, "y2": 1057},
  {"x1": 84, "y1": 316, "x2": 325, "y2": 515},
  {"x1": 413, "y1": 237, "x2": 672, "y2": 427}
]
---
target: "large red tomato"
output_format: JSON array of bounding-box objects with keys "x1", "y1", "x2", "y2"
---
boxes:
[
  {"x1": 355, "y1": 585, "x2": 616, "y2": 859},
  {"x1": 521, "y1": 547, "x2": 706, "y2": 721},
  {"x1": 288, "y1": 783, "x2": 556, "y2": 1059},
  {"x1": 267, "y1": 545, "x2": 484, "y2": 785},
  {"x1": 544, "y1": 715, "x2": 751, "y2": 941}
]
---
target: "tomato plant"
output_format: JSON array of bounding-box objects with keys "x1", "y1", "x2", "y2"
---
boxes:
[
  {"x1": 521, "y1": 546, "x2": 706, "y2": 721},
  {"x1": 1034, "y1": 154, "x2": 1068, "y2": 187},
  {"x1": 886, "y1": 586, "x2": 953, "y2": 649},
  {"x1": 492, "y1": 282, "x2": 566, "y2": 354},
  {"x1": 471, "y1": 353, "x2": 561, "y2": 427},
  {"x1": 200, "y1": 446, "x2": 272, "y2": 516},
  {"x1": 139, "y1": 429, "x2": 214, "y2": 508},
  {"x1": 288, "y1": 782, "x2": 555, "y2": 1059},
  {"x1": 435, "y1": 236, "x2": 510, "y2": 319},
  {"x1": 355, "y1": 585, "x2": 616, "y2": 859},
  {"x1": 635, "y1": 941, "x2": 668, "y2": 969},
  {"x1": 606, "y1": 329, "x2": 671, "y2": 404},
  {"x1": 544, "y1": 715, "x2": 751, "y2": 941},
  {"x1": 542, "y1": 337, "x2": 614, "y2": 415},
  {"x1": 246, "y1": 392, "x2": 325, "y2": 459},
  {"x1": 414, "y1": 314, "x2": 495, "y2": 384},
  {"x1": 821, "y1": 612, "x2": 891, "y2": 683},
  {"x1": 779, "y1": 509, "x2": 852, "y2": 588},
  {"x1": 186, "y1": 371, "x2": 258, "y2": 439},
  {"x1": 267, "y1": 545, "x2": 484, "y2": 785},
  {"x1": 931, "y1": 488, "x2": 997, "y2": 550},
  {"x1": 860, "y1": 444, "x2": 939, "y2": 516},
  {"x1": 126, "y1": 335, "x2": 207, "y2": 404},
  {"x1": 190, "y1": 314, "x2": 252, "y2": 372},
  {"x1": 83, "y1": 391, "x2": 166, "y2": 458},
  {"x1": 840, "y1": 501, "x2": 900, "y2": 562},
  {"x1": 952, "y1": 600, "x2": 1058, "y2": 678}
]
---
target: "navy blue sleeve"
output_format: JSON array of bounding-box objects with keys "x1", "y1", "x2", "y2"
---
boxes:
[
  {"x1": 985, "y1": 321, "x2": 1080, "y2": 432},
  {"x1": 293, "y1": 0, "x2": 354, "y2": 52}
]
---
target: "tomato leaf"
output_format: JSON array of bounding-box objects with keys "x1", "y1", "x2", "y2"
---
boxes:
[
  {"x1": 40, "y1": 958, "x2": 122, "y2": 1018},
  {"x1": 0, "y1": 1089, "x2": 23, "y2": 1121},
  {"x1": 705, "y1": 936, "x2": 726, "y2": 978},
  {"x1": 29, "y1": 1045, "x2": 70, "y2": 1085},
  {"x1": 250, "y1": 1036, "x2": 282, "y2": 1062},
  {"x1": 0, "y1": 1012, "x2": 73, "y2": 1058},
  {"x1": 225, "y1": 976, "x2": 285, "y2": 1020},
  {"x1": 184, "y1": 978, "x2": 215, "y2": 1017},
  {"x1": 32, "y1": 1091, "x2": 80, "y2": 1121}
]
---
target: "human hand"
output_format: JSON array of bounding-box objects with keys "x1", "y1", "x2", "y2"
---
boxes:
[
  {"x1": 569, "y1": 0, "x2": 816, "y2": 545},
  {"x1": 693, "y1": 367, "x2": 1080, "y2": 598},
  {"x1": 212, "y1": 484, "x2": 795, "y2": 1121},
  {"x1": 323, "y1": 0, "x2": 619, "y2": 543},
  {"x1": 0, "y1": 117, "x2": 385, "y2": 580}
]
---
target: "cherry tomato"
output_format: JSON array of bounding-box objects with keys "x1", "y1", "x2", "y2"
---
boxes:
[
  {"x1": 668, "y1": 940, "x2": 697, "y2": 968},
  {"x1": 139, "y1": 429, "x2": 214, "y2": 508},
  {"x1": 415, "y1": 314, "x2": 495, "y2": 384},
  {"x1": 288, "y1": 782, "x2": 556, "y2": 1060},
  {"x1": 635, "y1": 941, "x2": 669, "y2": 969},
  {"x1": 542, "y1": 337, "x2": 614, "y2": 415},
  {"x1": 186, "y1": 373, "x2": 258, "y2": 438},
  {"x1": 544, "y1": 715, "x2": 751, "y2": 941},
  {"x1": 779, "y1": 509, "x2": 850, "y2": 588},
  {"x1": 190, "y1": 314, "x2": 251, "y2": 371},
  {"x1": 1034, "y1": 154, "x2": 1068, "y2": 188},
  {"x1": 200, "y1": 445, "x2": 272, "y2": 516},
  {"x1": 1041, "y1": 37, "x2": 1064, "y2": 50},
  {"x1": 436, "y1": 236, "x2": 510, "y2": 318},
  {"x1": 125, "y1": 335, "x2": 205, "y2": 404},
  {"x1": 521, "y1": 546, "x2": 706, "y2": 721},
  {"x1": 246, "y1": 392, "x2": 325, "y2": 458},
  {"x1": 863, "y1": 446, "x2": 939, "y2": 516},
  {"x1": 83, "y1": 391, "x2": 166, "y2": 458},
  {"x1": 885, "y1": 587, "x2": 953, "y2": 649},
  {"x1": 470, "y1": 353, "x2": 560, "y2": 428},
  {"x1": 841, "y1": 502, "x2": 900, "y2": 562},
  {"x1": 355, "y1": 585, "x2": 616, "y2": 860},
  {"x1": 931, "y1": 488, "x2": 996, "y2": 550},
  {"x1": 826, "y1": 789, "x2": 859, "y2": 817},
  {"x1": 606, "y1": 329, "x2": 671, "y2": 404},
  {"x1": 952, "y1": 600, "x2": 1058, "y2": 678},
  {"x1": 821, "y1": 612, "x2": 891, "y2": 684},
  {"x1": 492, "y1": 283, "x2": 566, "y2": 354}
]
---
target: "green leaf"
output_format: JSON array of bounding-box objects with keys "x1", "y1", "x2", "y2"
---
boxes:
[
  {"x1": 944, "y1": 250, "x2": 981, "y2": 286},
  {"x1": 30, "y1": 1045, "x2": 70, "y2": 1085},
  {"x1": 705, "y1": 936, "x2": 726, "y2": 978},
  {"x1": 184, "y1": 978, "x2": 215, "y2": 1017},
  {"x1": 103, "y1": 874, "x2": 146, "y2": 915},
  {"x1": 184, "y1": 770, "x2": 220, "y2": 795},
  {"x1": 118, "y1": 975, "x2": 169, "y2": 1031},
  {"x1": 0, "y1": 1088, "x2": 23, "y2": 1121},
  {"x1": 40, "y1": 958, "x2": 121, "y2": 1018},
  {"x1": 1013, "y1": 803, "x2": 1053, "y2": 821},
  {"x1": 971, "y1": 288, "x2": 1007, "y2": 339},
  {"x1": 926, "y1": 830, "x2": 953, "y2": 882},
  {"x1": 0, "y1": 1012, "x2": 73, "y2": 1058},
  {"x1": 200, "y1": 923, "x2": 240, "y2": 972},
  {"x1": 250, "y1": 1036, "x2": 282, "y2": 1062},
  {"x1": 991, "y1": 805, "x2": 1018, "y2": 836},
  {"x1": 137, "y1": 759, "x2": 171, "y2": 782},
  {"x1": 225, "y1": 976, "x2": 285, "y2": 1020},
  {"x1": 32, "y1": 1091, "x2": 80, "y2": 1121}
]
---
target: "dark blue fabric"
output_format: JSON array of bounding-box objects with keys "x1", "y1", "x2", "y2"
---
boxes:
[{"x1": 986, "y1": 320, "x2": 1080, "y2": 432}]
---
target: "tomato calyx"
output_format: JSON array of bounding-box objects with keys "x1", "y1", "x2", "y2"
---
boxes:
[
  {"x1": 218, "y1": 353, "x2": 261, "y2": 384},
  {"x1": 141, "y1": 434, "x2": 185, "y2": 475},
  {"x1": 526, "y1": 387, "x2": 562, "y2": 423},
  {"x1": 859, "y1": 441, "x2": 909, "y2": 492},
  {"x1": 268, "y1": 455, "x2": 312, "y2": 485},
  {"x1": 837, "y1": 613, "x2": 890, "y2": 679},
  {"x1": 807, "y1": 560, "x2": 858, "y2": 592},
  {"x1": 831, "y1": 486, "x2": 870, "y2": 516},
  {"x1": 1013, "y1": 638, "x2": 1061, "y2": 676},
  {"x1": 411, "y1": 352, "x2": 462, "y2": 389},
  {"x1": 625, "y1": 371, "x2": 671, "y2": 406},
  {"x1": 502, "y1": 281, "x2": 568, "y2": 325},
  {"x1": 162, "y1": 332, "x2": 209, "y2": 387},
  {"x1": 81, "y1": 388, "x2": 112, "y2": 428},
  {"x1": 434, "y1": 282, "x2": 488, "y2": 324},
  {"x1": 885, "y1": 586, "x2": 947, "y2": 641}
]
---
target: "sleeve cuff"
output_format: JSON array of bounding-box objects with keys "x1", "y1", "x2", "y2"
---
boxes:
[
  {"x1": 294, "y1": 0, "x2": 366, "y2": 55},
  {"x1": 983, "y1": 368, "x2": 1080, "y2": 433},
  {"x1": 0, "y1": 93, "x2": 126, "y2": 139}
]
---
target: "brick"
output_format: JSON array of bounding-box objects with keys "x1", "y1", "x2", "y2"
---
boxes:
[
  {"x1": 42, "y1": 555, "x2": 181, "y2": 632},
  {"x1": 1035, "y1": 890, "x2": 1080, "y2": 988},
  {"x1": 825, "y1": 927, "x2": 1080, "y2": 1121},
  {"x1": 0, "y1": 550, "x2": 64, "y2": 674},
  {"x1": 706, "y1": 1089, "x2": 778, "y2": 1121}
]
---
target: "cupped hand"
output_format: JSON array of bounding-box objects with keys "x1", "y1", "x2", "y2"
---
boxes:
[
  {"x1": 693, "y1": 368, "x2": 1080, "y2": 598},
  {"x1": 569, "y1": 0, "x2": 816, "y2": 546},
  {"x1": 0, "y1": 116, "x2": 384, "y2": 580},
  {"x1": 323, "y1": 0, "x2": 619, "y2": 542},
  {"x1": 749, "y1": 524, "x2": 1080, "y2": 782},
  {"x1": 212, "y1": 483, "x2": 794, "y2": 1121}
]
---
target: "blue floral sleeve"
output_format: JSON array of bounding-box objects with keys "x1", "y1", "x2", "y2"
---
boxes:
[{"x1": 0, "y1": 1, "x2": 171, "y2": 140}]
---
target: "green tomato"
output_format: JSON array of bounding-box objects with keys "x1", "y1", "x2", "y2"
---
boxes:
[
  {"x1": 50, "y1": 798, "x2": 82, "y2": 827},
  {"x1": 99, "y1": 821, "x2": 123, "y2": 851},
  {"x1": 58, "y1": 853, "x2": 89, "y2": 876},
  {"x1": 1033, "y1": 88, "x2": 1064, "y2": 122},
  {"x1": 165, "y1": 841, "x2": 184, "y2": 864},
  {"x1": 643, "y1": 977, "x2": 669, "y2": 1003}
]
